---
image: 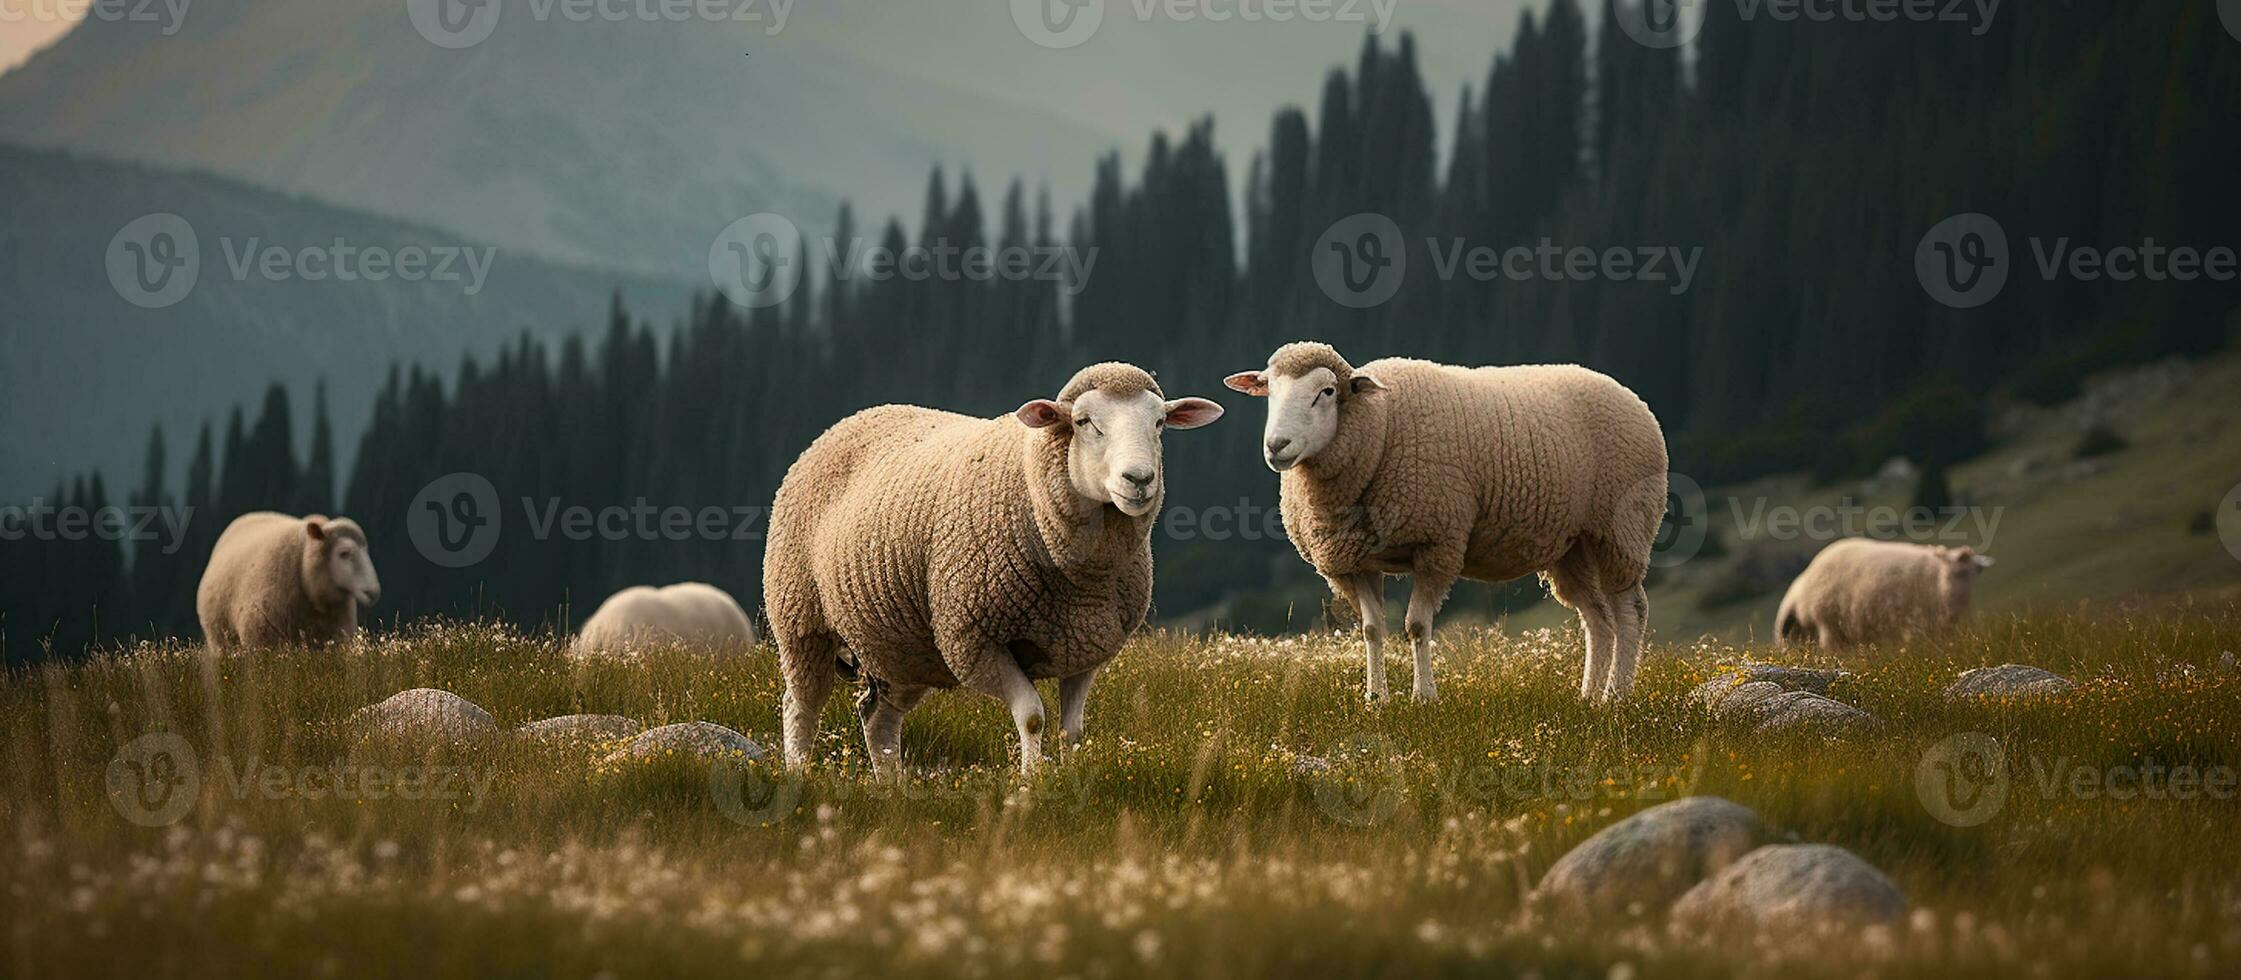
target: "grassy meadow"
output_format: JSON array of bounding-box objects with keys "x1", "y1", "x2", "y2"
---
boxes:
[{"x1": 4, "y1": 611, "x2": 2240, "y2": 977}]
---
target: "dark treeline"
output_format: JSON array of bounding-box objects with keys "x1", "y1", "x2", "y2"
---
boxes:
[{"x1": 7, "y1": 1, "x2": 2239, "y2": 661}]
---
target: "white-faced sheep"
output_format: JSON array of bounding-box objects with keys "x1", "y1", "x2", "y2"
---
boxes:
[
  {"x1": 196, "y1": 512, "x2": 381, "y2": 651},
  {"x1": 1225, "y1": 343, "x2": 1668, "y2": 703},
  {"x1": 1775, "y1": 539, "x2": 1994, "y2": 650},
  {"x1": 572, "y1": 582, "x2": 758, "y2": 656},
  {"x1": 763, "y1": 363, "x2": 1224, "y2": 774}
]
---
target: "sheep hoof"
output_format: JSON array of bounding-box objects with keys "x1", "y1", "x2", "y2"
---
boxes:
[{"x1": 1364, "y1": 688, "x2": 1388, "y2": 705}]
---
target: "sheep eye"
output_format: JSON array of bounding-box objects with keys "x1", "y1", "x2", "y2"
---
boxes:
[{"x1": 1321, "y1": 387, "x2": 1336, "y2": 398}]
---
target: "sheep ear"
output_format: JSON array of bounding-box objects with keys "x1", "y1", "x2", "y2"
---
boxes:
[
  {"x1": 304, "y1": 518, "x2": 327, "y2": 541},
  {"x1": 1972, "y1": 553, "x2": 1996, "y2": 568},
  {"x1": 1015, "y1": 399, "x2": 1067, "y2": 429},
  {"x1": 1223, "y1": 371, "x2": 1269, "y2": 397},
  {"x1": 1163, "y1": 397, "x2": 1224, "y2": 430},
  {"x1": 1349, "y1": 374, "x2": 1388, "y2": 395}
]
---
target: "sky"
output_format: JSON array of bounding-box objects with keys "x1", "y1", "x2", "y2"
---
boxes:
[{"x1": 803, "y1": 0, "x2": 1554, "y2": 190}]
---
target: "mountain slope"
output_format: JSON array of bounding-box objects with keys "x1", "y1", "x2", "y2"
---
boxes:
[
  {"x1": 0, "y1": 142, "x2": 693, "y2": 498},
  {"x1": 0, "y1": 0, "x2": 1114, "y2": 280}
]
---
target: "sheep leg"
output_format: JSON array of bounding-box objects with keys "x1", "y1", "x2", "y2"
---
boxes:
[
  {"x1": 959, "y1": 652, "x2": 1047, "y2": 775},
  {"x1": 1403, "y1": 573, "x2": 1455, "y2": 702},
  {"x1": 1347, "y1": 573, "x2": 1390, "y2": 702},
  {"x1": 858, "y1": 680, "x2": 930, "y2": 778},
  {"x1": 1058, "y1": 668, "x2": 1097, "y2": 747},
  {"x1": 1603, "y1": 582, "x2": 1649, "y2": 703},
  {"x1": 1546, "y1": 551, "x2": 1614, "y2": 701},
  {"x1": 777, "y1": 633, "x2": 840, "y2": 769}
]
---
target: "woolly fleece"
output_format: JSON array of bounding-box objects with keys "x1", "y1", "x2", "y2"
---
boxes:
[
  {"x1": 1260, "y1": 342, "x2": 1668, "y2": 701},
  {"x1": 196, "y1": 512, "x2": 372, "y2": 651},
  {"x1": 1775, "y1": 539, "x2": 1989, "y2": 650},
  {"x1": 763, "y1": 363, "x2": 1170, "y2": 769}
]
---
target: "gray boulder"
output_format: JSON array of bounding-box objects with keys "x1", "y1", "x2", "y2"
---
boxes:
[
  {"x1": 599, "y1": 722, "x2": 763, "y2": 766},
  {"x1": 1694, "y1": 666, "x2": 1878, "y2": 735},
  {"x1": 517, "y1": 713, "x2": 643, "y2": 744},
  {"x1": 352, "y1": 688, "x2": 497, "y2": 742},
  {"x1": 1534, "y1": 796, "x2": 1765, "y2": 918},
  {"x1": 1672, "y1": 844, "x2": 1907, "y2": 933},
  {"x1": 1752, "y1": 690, "x2": 1881, "y2": 735},
  {"x1": 1946, "y1": 664, "x2": 2073, "y2": 700}
]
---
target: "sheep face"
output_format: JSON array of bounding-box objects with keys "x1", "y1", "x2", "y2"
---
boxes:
[
  {"x1": 303, "y1": 518, "x2": 382, "y2": 609},
  {"x1": 1016, "y1": 388, "x2": 1223, "y2": 517},
  {"x1": 1939, "y1": 546, "x2": 1995, "y2": 591},
  {"x1": 1226, "y1": 365, "x2": 1386, "y2": 472}
]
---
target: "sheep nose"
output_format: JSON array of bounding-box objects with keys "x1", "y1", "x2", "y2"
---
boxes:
[
  {"x1": 1265, "y1": 437, "x2": 1292, "y2": 457},
  {"x1": 1121, "y1": 469, "x2": 1154, "y2": 490}
]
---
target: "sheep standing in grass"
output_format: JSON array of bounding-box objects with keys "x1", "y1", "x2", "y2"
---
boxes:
[
  {"x1": 573, "y1": 582, "x2": 757, "y2": 656},
  {"x1": 763, "y1": 363, "x2": 1224, "y2": 774},
  {"x1": 1775, "y1": 539, "x2": 1993, "y2": 650},
  {"x1": 196, "y1": 512, "x2": 381, "y2": 651},
  {"x1": 1225, "y1": 343, "x2": 1668, "y2": 703}
]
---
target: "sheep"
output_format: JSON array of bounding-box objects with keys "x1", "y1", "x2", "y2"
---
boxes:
[
  {"x1": 196, "y1": 512, "x2": 380, "y2": 651},
  {"x1": 1225, "y1": 342, "x2": 1668, "y2": 703},
  {"x1": 1774, "y1": 539, "x2": 1994, "y2": 650},
  {"x1": 763, "y1": 363, "x2": 1224, "y2": 774},
  {"x1": 572, "y1": 582, "x2": 758, "y2": 656}
]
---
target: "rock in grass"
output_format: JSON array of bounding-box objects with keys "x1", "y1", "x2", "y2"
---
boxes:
[
  {"x1": 1752, "y1": 690, "x2": 1881, "y2": 735},
  {"x1": 1671, "y1": 844, "x2": 1907, "y2": 933},
  {"x1": 1946, "y1": 663, "x2": 2073, "y2": 700},
  {"x1": 1534, "y1": 796, "x2": 1766, "y2": 918},
  {"x1": 517, "y1": 714, "x2": 643, "y2": 744},
  {"x1": 1694, "y1": 668, "x2": 1879, "y2": 735},
  {"x1": 352, "y1": 688, "x2": 498, "y2": 742},
  {"x1": 599, "y1": 722, "x2": 763, "y2": 766}
]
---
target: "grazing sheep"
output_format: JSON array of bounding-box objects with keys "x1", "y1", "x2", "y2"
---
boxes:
[
  {"x1": 196, "y1": 512, "x2": 380, "y2": 651},
  {"x1": 572, "y1": 582, "x2": 758, "y2": 656},
  {"x1": 763, "y1": 363, "x2": 1224, "y2": 774},
  {"x1": 1225, "y1": 343, "x2": 1668, "y2": 703},
  {"x1": 1775, "y1": 539, "x2": 1993, "y2": 650}
]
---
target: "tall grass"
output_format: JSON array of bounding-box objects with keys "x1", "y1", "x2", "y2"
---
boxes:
[{"x1": 4, "y1": 611, "x2": 2238, "y2": 977}]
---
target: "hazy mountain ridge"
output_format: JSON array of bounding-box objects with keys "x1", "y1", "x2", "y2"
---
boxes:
[
  {"x1": 0, "y1": 0, "x2": 1114, "y2": 279},
  {"x1": 0, "y1": 141, "x2": 695, "y2": 498}
]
